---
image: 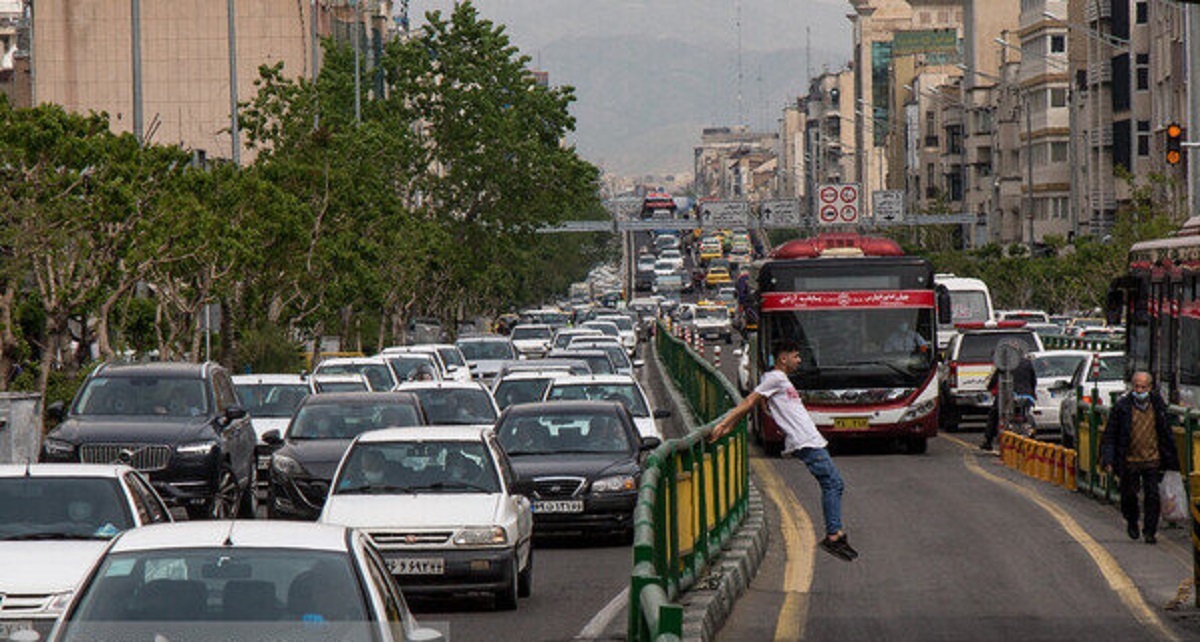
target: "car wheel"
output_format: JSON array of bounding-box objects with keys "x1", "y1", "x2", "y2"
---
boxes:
[
  {"x1": 237, "y1": 468, "x2": 258, "y2": 518},
  {"x1": 495, "y1": 555, "x2": 519, "y2": 610},
  {"x1": 517, "y1": 548, "x2": 533, "y2": 598},
  {"x1": 208, "y1": 467, "x2": 240, "y2": 520}
]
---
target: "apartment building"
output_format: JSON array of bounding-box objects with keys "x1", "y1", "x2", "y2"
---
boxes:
[
  {"x1": 22, "y1": 0, "x2": 391, "y2": 163},
  {"x1": 693, "y1": 126, "x2": 779, "y2": 201}
]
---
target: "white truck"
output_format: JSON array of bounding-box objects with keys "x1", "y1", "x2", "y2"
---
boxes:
[{"x1": 934, "y1": 274, "x2": 995, "y2": 351}]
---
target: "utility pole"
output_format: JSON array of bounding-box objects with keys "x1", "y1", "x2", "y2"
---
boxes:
[
  {"x1": 1025, "y1": 89, "x2": 1034, "y2": 246},
  {"x1": 353, "y1": 0, "x2": 362, "y2": 126},
  {"x1": 1188, "y1": 7, "x2": 1200, "y2": 219},
  {"x1": 131, "y1": 0, "x2": 143, "y2": 146},
  {"x1": 227, "y1": 0, "x2": 240, "y2": 164}
]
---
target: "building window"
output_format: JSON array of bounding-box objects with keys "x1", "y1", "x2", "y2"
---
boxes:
[
  {"x1": 1136, "y1": 66, "x2": 1149, "y2": 91},
  {"x1": 1050, "y1": 35, "x2": 1066, "y2": 53},
  {"x1": 1050, "y1": 88, "x2": 1067, "y2": 108},
  {"x1": 1137, "y1": 120, "x2": 1150, "y2": 157},
  {"x1": 1051, "y1": 142, "x2": 1068, "y2": 163},
  {"x1": 1136, "y1": 2, "x2": 1148, "y2": 24}
]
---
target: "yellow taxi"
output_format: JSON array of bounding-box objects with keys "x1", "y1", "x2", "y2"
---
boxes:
[
  {"x1": 705, "y1": 266, "x2": 732, "y2": 287},
  {"x1": 699, "y1": 238, "x2": 724, "y2": 264}
]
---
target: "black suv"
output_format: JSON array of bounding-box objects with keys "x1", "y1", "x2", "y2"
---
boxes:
[{"x1": 42, "y1": 362, "x2": 257, "y2": 519}]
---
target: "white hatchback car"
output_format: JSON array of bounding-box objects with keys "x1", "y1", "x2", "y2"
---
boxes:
[
  {"x1": 47, "y1": 521, "x2": 442, "y2": 642},
  {"x1": 542, "y1": 374, "x2": 668, "y2": 440},
  {"x1": 233, "y1": 373, "x2": 312, "y2": 488},
  {"x1": 394, "y1": 380, "x2": 501, "y2": 426},
  {"x1": 314, "y1": 356, "x2": 399, "y2": 392},
  {"x1": 320, "y1": 426, "x2": 533, "y2": 610},
  {"x1": 0, "y1": 464, "x2": 173, "y2": 641}
]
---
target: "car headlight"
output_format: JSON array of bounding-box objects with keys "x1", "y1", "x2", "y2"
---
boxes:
[
  {"x1": 592, "y1": 475, "x2": 637, "y2": 493},
  {"x1": 453, "y1": 526, "x2": 508, "y2": 546},
  {"x1": 45, "y1": 591, "x2": 74, "y2": 613},
  {"x1": 900, "y1": 398, "x2": 937, "y2": 423},
  {"x1": 42, "y1": 438, "x2": 77, "y2": 458},
  {"x1": 272, "y1": 455, "x2": 306, "y2": 477},
  {"x1": 177, "y1": 440, "x2": 219, "y2": 456}
]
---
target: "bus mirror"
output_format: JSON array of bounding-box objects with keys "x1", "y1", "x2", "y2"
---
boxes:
[
  {"x1": 935, "y1": 285, "x2": 952, "y2": 324},
  {"x1": 1105, "y1": 289, "x2": 1124, "y2": 327}
]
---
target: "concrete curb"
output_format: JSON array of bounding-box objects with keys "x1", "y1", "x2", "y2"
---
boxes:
[{"x1": 645, "y1": 331, "x2": 770, "y2": 642}]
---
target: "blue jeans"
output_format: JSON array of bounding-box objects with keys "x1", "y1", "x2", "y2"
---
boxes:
[{"x1": 792, "y1": 447, "x2": 845, "y2": 536}]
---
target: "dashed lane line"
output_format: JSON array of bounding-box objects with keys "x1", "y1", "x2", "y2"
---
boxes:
[
  {"x1": 943, "y1": 434, "x2": 1180, "y2": 642},
  {"x1": 751, "y1": 457, "x2": 816, "y2": 642},
  {"x1": 574, "y1": 586, "x2": 628, "y2": 640}
]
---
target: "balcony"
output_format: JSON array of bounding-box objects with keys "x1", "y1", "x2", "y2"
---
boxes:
[
  {"x1": 1087, "y1": 60, "x2": 1112, "y2": 85},
  {"x1": 1089, "y1": 124, "x2": 1113, "y2": 147},
  {"x1": 1085, "y1": 0, "x2": 1111, "y2": 23}
]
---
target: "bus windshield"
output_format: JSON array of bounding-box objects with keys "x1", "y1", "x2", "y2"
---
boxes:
[{"x1": 764, "y1": 308, "x2": 935, "y2": 389}]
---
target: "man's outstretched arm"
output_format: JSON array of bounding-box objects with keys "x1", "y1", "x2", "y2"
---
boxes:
[{"x1": 708, "y1": 391, "x2": 763, "y2": 442}]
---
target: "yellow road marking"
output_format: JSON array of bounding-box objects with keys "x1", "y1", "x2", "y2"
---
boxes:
[
  {"x1": 751, "y1": 458, "x2": 814, "y2": 642},
  {"x1": 956, "y1": 446, "x2": 1179, "y2": 642}
]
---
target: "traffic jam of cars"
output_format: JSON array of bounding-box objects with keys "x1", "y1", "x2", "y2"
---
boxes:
[{"x1": 4, "y1": 300, "x2": 669, "y2": 641}]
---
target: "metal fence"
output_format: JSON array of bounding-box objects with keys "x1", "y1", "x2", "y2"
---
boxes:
[{"x1": 628, "y1": 323, "x2": 748, "y2": 642}]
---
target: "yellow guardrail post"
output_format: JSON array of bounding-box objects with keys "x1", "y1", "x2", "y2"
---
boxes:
[{"x1": 1192, "y1": 472, "x2": 1200, "y2": 609}]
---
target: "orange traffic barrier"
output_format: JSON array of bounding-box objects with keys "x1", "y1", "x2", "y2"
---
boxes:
[{"x1": 1065, "y1": 449, "x2": 1077, "y2": 491}]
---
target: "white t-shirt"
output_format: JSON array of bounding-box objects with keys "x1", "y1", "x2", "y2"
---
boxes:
[{"x1": 754, "y1": 369, "x2": 827, "y2": 454}]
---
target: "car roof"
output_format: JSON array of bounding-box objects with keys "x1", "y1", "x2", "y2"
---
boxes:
[
  {"x1": 300, "y1": 391, "x2": 420, "y2": 405},
  {"x1": 502, "y1": 399, "x2": 627, "y2": 416},
  {"x1": 0, "y1": 463, "x2": 136, "y2": 478},
  {"x1": 310, "y1": 373, "x2": 368, "y2": 381},
  {"x1": 457, "y1": 335, "x2": 511, "y2": 343},
  {"x1": 316, "y1": 356, "x2": 389, "y2": 366},
  {"x1": 549, "y1": 374, "x2": 641, "y2": 386},
  {"x1": 395, "y1": 380, "x2": 489, "y2": 392},
  {"x1": 232, "y1": 374, "x2": 308, "y2": 385},
  {"x1": 354, "y1": 425, "x2": 492, "y2": 443},
  {"x1": 1029, "y1": 350, "x2": 1091, "y2": 359},
  {"x1": 108, "y1": 521, "x2": 353, "y2": 553},
  {"x1": 495, "y1": 370, "x2": 573, "y2": 381},
  {"x1": 94, "y1": 361, "x2": 211, "y2": 378}
]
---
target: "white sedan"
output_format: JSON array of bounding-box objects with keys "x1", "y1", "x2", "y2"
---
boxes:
[
  {"x1": 320, "y1": 426, "x2": 534, "y2": 610},
  {"x1": 0, "y1": 464, "x2": 173, "y2": 641},
  {"x1": 542, "y1": 374, "x2": 668, "y2": 440}
]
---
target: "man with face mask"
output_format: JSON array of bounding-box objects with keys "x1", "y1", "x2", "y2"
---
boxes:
[{"x1": 1100, "y1": 371, "x2": 1179, "y2": 544}]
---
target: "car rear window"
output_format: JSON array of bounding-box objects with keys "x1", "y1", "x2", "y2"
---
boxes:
[{"x1": 956, "y1": 332, "x2": 1039, "y2": 362}]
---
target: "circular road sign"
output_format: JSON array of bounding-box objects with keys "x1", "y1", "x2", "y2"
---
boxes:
[
  {"x1": 820, "y1": 186, "x2": 838, "y2": 204},
  {"x1": 819, "y1": 205, "x2": 838, "y2": 223},
  {"x1": 840, "y1": 185, "x2": 858, "y2": 203},
  {"x1": 840, "y1": 205, "x2": 858, "y2": 222}
]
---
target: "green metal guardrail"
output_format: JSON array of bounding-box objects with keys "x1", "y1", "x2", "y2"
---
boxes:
[{"x1": 628, "y1": 321, "x2": 748, "y2": 642}]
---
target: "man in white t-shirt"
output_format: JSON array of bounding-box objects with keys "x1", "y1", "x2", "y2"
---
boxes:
[{"x1": 709, "y1": 338, "x2": 857, "y2": 561}]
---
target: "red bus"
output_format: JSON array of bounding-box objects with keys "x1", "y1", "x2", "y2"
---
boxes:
[{"x1": 746, "y1": 233, "x2": 947, "y2": 454}]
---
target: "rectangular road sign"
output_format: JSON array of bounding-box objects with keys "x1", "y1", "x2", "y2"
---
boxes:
[
  {"x1": 872, "y1": 190, "x2": 905, "y2": 223},
  {"x1": 759, "y1": 199, "x2": 802, "y2": 228},
  {"x1": 699, "y1": 200, "x2": 749, "y2": 228}
]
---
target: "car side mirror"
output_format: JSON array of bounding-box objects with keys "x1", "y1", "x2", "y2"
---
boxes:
[
  {"x1": 224, "y1": 406, "x2": 248, "y2": 423},
  {"x1": 46, "y1": 401, "x2": 65, "y2": 421},
  {"x1": 262, "y1": 430, "x2": 283, "y2": 446},
  {"x1": 935, "y1": 285, "x2": 952, "y2": 324},
  {"x1": 653, "y1": 409, "x2": 671, "y2": 419},
  {"x1": 640, "y1": 436, "x2": 662, "y2": 451}
]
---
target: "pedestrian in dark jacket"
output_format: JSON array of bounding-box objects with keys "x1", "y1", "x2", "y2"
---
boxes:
[
  {"x1": 1100, "y1": 371, "x2": 1179, "y2": 544},
  {"x1": 980, "y1": 345, "x2": 1037, "y2": 451}
]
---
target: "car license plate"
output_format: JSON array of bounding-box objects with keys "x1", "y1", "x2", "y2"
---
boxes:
[
  {"x1": 533, "y1": 500, "x2": 584, "y2": 514},
  {"x1": 0, "y1": 620, "x2": 34, "y2": 639},
  {"x1": 832, "y1": 417, "x2": 869, "y2": 430},
  {"x1": 387, "y1": 557, "x2": 445, "y2": 575}
]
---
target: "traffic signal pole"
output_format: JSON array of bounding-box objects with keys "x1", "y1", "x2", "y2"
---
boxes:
[{"x1": 1188, "y1": 6, "x2": 1200, "y2": 217}]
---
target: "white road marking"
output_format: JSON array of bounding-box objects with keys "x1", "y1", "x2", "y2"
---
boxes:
[{"x1": 575, "y1": 586, "x2": 629, "y2": 640}]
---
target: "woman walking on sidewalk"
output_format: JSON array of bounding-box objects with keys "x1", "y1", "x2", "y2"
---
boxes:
[{"x1": 709, "y1": 339, "x2": 858, "y2": 561}]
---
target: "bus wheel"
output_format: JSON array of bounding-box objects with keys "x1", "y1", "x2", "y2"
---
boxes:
[{"x1": 903, "y1": 437, "x2": 928, "y2": 454}]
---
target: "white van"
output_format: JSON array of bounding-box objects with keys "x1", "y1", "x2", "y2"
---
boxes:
[{"x1": 934, "y1": 274, "x2": 995, "y2": 350}]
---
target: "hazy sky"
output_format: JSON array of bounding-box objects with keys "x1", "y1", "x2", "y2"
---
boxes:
[{"x1": 407, "y1": 1, "x2": 853, "y2": 175}]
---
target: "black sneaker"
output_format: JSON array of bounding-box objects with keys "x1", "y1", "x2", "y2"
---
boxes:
[
  {"x1": 1144, "y1": 533, "x2": 1157, "y2": 545},
  {"x1": 979, "y1": 441, "x2": 992, "y2": 451},
  {"x1": 1127, "y1": 523, "x2": 1140, "y2": 541},
  {"x1": 819, "y1": 535, "x2": 857, "y2": 562}
]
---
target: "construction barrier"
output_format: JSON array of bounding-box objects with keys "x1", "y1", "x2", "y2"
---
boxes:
[
  {"x1": 997, "y1": 431, "x2": 1078, "y2": 493},
  {"x1": 629, "y1": 321, "x2": 746, "y2": 642}
]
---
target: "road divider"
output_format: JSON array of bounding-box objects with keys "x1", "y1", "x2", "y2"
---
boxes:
[{"x1": 629, "y1": 321, "x2": 747, "y2": 642}]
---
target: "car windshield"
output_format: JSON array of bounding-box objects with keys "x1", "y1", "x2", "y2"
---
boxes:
[
  {"x1": 74, "y1": 376, "x2": 210, "y2": 418},
  {"x1": 288, "y1": 402, "x2": 422, "y2": 440},
  {"x1": 458, "y1": 340, "x2": 516, "y2": 361},
  {"x1": 494, "y1": 378, "x2": 553, "y2": 410},
  {"x1": 696, "y1": 307, "x2": 728, "y2": 321},
  {"x1": 384, "y1": 355, "x2": 437, "y2": 382},
  {"x1": 436, "y1": 347, "x2": 466, "y2": 367},
  {"x1": 497, "y1": 411, "x2": 632, "y2": 455},
  {"x1": 406, "y1": 388, "x2": 497, "y2": 425},
  {"x1": 334, "y1": 441, "x2": 500, "y2": 494},
  {"x1": 313, "y1": 380, "x2": 368, "y2": 394},
  {"x1": 1032, "y1": 354, "x2": 1087, "y2": 380},
  {"x1": 545, "y1": 384, "x2": 649, "y2": 417},
  {"x1": 313, "y1": 363, "x2": 393, "y2": 391},
  {"x1": 62, "y1": 549, "x2": 368, "y2": 632},
  {"x1": 555, "y1": 331, "x2": 600, "y2": 350},
  {"x1": 597, "y1": 316, "x2": 634, "y2": 331},
  {"x1": 511, "y1": 326, "x2": 552, "y2": 341},
  {"x1": 958, "y1": 332, "x2": 1039, "y2": 362},
  {"x1": 558, "y1": 353, "x2": 614, "y2": 375},
  {"x1": 0, "y1": 478, "x2": 134, "y2": 540},
  {"x1": 234, "y1": 383, "x2": 309, "y2": 419},
  {"x1": 582, "y1": 323, "x2": 619, "y2": 338},
  {"x1": 944, "y1": 291, "x2": 991, "y2": 325}
]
